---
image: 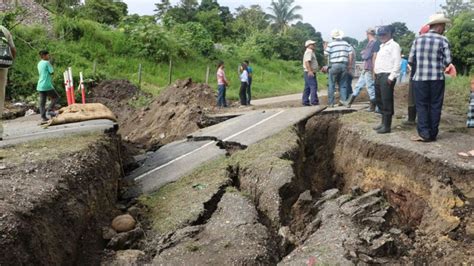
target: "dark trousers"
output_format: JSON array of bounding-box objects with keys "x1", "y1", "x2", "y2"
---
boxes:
[
  {"x1": 302, "y1": 72, "x2": 319, "y2": 105},
  {"x1": 345, "y1": 73, "x2": 353, "y2": 97},
  {"x1": 375, "y1": 73, "x2": 396, "y2": 116},
  {"x1": 413, "y1": 80, "x2": 445, "y2": 140},
  {"x1": 408, "y1": 79, "x2": 416, "y2": 108},
  {"x1": 39, "y1": 89, "x2": 59, "y2": 120},
  {"x1": 239, "y1": 82, "x2": 248, "y2": 105},
  {"x1": 246, "y1": 77, "x2": 252, "y2": 105},
  {"x1": 217, "y1": 84, "x2": 227, "y2": 107}
]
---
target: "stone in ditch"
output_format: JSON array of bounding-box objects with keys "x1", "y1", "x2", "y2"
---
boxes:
[
  {"x1": 361, "y1": 216, "x2": 385, "y2": 227},
  {"x1": 369, "y1": 234, "x2": 395, "y2": 256},
  {"x1": 336, "y1": 194, "x2": 352, "y2": 206},
  {"x1": 297, "y1": 190, "x2": 313, "y2": 203},
  {"x1": 359, "y1": 227, "x2": 382, "y2": 244},
  {"x1": 103, "y1": 226, "x2": 117, "y2": 240},
  {"x1": 389, "y1": 228, "x2": 402, "y2": 235},
  {"x1": 112, "y1": 214, "x2": 137, "y2": 233},
  {"x1": 351, "y1": 186, "x2": 362, "y2": 196}
]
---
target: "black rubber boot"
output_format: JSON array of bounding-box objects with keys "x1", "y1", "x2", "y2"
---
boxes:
[
  {"x1": 373, "y1": 115, "x2": 384, "y2": 130},
  {"x1": 377, "y1": 115, "x2": 392, "y2": 134},
  {"x1": 402, "y1": 106, "x2": 416, "y2": 126}
]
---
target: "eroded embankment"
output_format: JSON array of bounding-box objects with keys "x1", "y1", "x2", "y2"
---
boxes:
[
  {"x1": 132, "y1": 112, "x2": 472, "y2": 265},
  {"x1": 0, "y1": 133, "x2": 123, "y2": 265}
]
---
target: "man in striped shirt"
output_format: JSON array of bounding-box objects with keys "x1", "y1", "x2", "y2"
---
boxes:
[
  {"x1": 409, "y1": 13, "x2": 452, "y2": 142},
  {"x1": 324, "y1": 29, "x2": 353, "y2": 107}
]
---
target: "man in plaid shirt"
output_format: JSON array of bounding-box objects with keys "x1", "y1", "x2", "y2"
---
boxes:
[
  {"x1": 409, "y1": 13, "x2": 452, "y2": 142},
  {"x1": 468, "y1": 79, "x2": 474, "y2": 128}
]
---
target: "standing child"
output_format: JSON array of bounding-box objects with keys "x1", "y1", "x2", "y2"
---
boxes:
[
  {"x1": 216, "y1": 61, "x2": 229, "y2": 108},
  {"x1": 239, "y1": 63, "x2": 249, "y2": 106},
  {"x1": 244, "y1": 60, "x2": 253, "y2": 105},
  {"x1": 37, "y1": 50, "x2": 59, "y2": 124}
]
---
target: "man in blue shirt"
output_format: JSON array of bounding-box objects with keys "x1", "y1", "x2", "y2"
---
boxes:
[{"x1": 244, "y1": 60, "x2": 253, "y2": 105}]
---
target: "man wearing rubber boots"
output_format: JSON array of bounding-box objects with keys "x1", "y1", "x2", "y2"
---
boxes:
[
  {"x1": 373, "y1": 25, "x2": 401, "y2": 134},
  {"x1": 409, "y1": 14, "x2": 452, "y2": 142}
]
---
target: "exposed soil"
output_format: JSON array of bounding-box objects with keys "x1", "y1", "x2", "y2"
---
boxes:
[
  {"x1": 0, "y1": 133, "x2": 123, "y2": 265},
  {"x1": 89, "y1": 79, "x2": 216, "y2": 152}
]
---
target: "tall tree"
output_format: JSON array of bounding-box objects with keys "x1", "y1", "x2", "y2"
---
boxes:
[
  {"x1": 232, "y1": 5, "x2": 269, "y2": 39},
  {"x1": 390, "y1": 22, "x2": 415, "y2": 55},
  {"x1": 446, "y1": 11, "x2": 474, "y2": 74},
  {"x1": 266, "y1": 0, "x2": 302, "y2": 34},
  {"x1": 440, "y1": 0, "x2": 473, "y2": 18},
  {"x1": 154, "y1": 0, "x2": 171, "y2": 21}
]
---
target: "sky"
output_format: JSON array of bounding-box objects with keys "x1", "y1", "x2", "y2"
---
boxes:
[{"x1": 122, "y1": 0, "x2": 446, "y2": 41}]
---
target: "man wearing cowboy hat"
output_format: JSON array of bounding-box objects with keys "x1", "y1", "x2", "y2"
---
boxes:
[
  {"x1": 373, "y1": 25, "x2": 401, "y2": 134},
  {"x1": 324, "y1": 29, "x2": 353, "y2": 107},
  {"x1": 302, "y1": 40, "x2": 319, "y2": 106},
  {"x1": 409, "y1": 13, "x2": 452, "y2": 142}
]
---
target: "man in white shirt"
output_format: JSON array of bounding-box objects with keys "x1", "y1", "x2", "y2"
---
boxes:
[
  {"x1": 0, "y1": 25, "x2": 17, "y2": 141},
  {"x1": 373, "y1": 25, "x2": 401, "y2": 134}
]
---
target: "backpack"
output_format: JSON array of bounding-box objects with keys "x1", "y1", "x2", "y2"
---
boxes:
[{"x1": 0, "y1": 28, "x2": 13, "y2": 68}]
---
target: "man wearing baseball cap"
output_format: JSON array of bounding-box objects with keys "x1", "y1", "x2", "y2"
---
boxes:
[
  {"x1": 302, "y1": 40, "x2": 319, "y2": 106},
  {"x1": 409, "y1": 13, "x2": 452, "y2": 142},
  {"x1": 373, "y1": 25, "x2": 401, "y2": 134}
]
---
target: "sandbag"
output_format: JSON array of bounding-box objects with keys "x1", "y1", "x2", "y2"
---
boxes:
[{"x1": 48, "y1": 103, "x2": 117, "y2": 126}]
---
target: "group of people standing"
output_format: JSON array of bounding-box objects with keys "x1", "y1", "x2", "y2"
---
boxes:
[
  {"x1": 302, "y1": 13, "x2": 457, "y2": 141},
  {"x1": 216, "y1": 60, "x2": 253, "y2": 108}
]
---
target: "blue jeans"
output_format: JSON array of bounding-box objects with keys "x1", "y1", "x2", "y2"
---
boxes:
[
  {"x1": 217, "y1": 84, "x2": 227, "y2": 107},
  {"x1": 302, "y1": 72, "x2": 319, "y2": 105},
  {"x1": 414, "y1": 80, "x2": 445, "y2": 140},
  {"x1": 352, "y1": 70, "x2": 375, "y2": 100},
  {"x1": 246, "y1": 77, "x2": 252, "y2": 105},
  {"x1": 328, "y1": 63, "x2": 348, "y2": 104}
]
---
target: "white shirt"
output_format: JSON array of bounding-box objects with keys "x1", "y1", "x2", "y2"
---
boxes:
[
  {"x1": 240, "y1": 70, "x2": 248, "y2": 83},
  {"x1": 374, "y1": 39, "x2": 401, "y2": 81}
]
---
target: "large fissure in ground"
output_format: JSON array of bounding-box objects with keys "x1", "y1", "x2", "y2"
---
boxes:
[{"x1": 138, "y1": 112, "x2": 472, "y2": 265}]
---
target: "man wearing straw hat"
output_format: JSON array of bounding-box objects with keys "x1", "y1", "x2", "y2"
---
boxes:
[
  {"x1": 324, "y1": 29, "x2": 353, "y2": 107},
  {"x1": 302, "y1": 40, "x2": 319, "y2": 106},
  {"x1": 409, "y1": 13, "x2": 452, "y2": 142}
]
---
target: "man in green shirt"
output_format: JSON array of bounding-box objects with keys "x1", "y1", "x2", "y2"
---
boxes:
[{"x1": 37, "y1": 50, "x2": 59, "y2": 124}]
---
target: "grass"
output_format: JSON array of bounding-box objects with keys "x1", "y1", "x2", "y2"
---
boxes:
[{"x1": 444, "y1": 76, "x2": 472, "y2": 116}]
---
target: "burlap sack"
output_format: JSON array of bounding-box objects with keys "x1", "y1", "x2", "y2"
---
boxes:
[{"x1": 47, "y1": 103, "x2": 117, "y2": 126}]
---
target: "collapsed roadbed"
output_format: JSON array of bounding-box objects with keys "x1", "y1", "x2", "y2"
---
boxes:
[{"x1": 131, "y1": 112, "x2": 472, "y2": 265}]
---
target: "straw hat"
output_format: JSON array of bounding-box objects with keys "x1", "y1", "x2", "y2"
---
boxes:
[
  {"x1": 331, "y1": 29, "x2": 344, "y2": 39},
  {"x1": 426, "y1": 13, "x2": 451, "y2": 25},
  {"x1": 305, "y1": 40, "x2": 316, "y2": 47}
]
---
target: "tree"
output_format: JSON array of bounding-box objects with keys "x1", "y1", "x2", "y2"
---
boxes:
[
  {"x1": 154, "y1": 0, "x2": 171, "y2": 21},
  {"x1": 196, "y1": 8, "x2": 224, "y2": 41},
  {"x1": 440, "y1": 0, "x2": 473, "y2": 18},
  {"x1": 80, "y1": 0, "x2": 128, "y2": 25},
  {"x1": 232, "y1": 5, "x2": 269, "y2": 39},
  {"x1": 446, "y1": 11, "x2": 474, "y2": 74},
  {"x1": 199, "y1": 0, "x2": 219, "y2": 12},
  {"x1": 293, "y1": 22, "x2": 324, "y2": 64},
  {"x1": 266, "y1": 0, "x2": 302, "y2": 34}
]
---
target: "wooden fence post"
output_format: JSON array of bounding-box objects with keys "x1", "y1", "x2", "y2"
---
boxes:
[
  {"x1": 138, "y1": 63, "x2": 142, "y2": 89},
  {"x1": 168, "y1": 58, "x2": 173, "y2": 85},
  {"x1": 205, "y1": 65, "x2": 210, "y2": 84}
]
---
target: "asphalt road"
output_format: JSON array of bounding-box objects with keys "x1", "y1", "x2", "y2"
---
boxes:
[
  {"x1": 127, "y1": 106, "x2": 326, "y2": 193},
  {"x1": 0, "y1": 114, "x2": 117, "y2": 148}
]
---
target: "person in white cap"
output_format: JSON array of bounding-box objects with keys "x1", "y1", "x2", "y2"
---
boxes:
[
  {"x1": 409, "y1": 13, "x2": 452, "y2": 142},
  {"x1": 0, "y1": 25, "x2": 17, "y2": 141},
  {"x1": 324, "y1": 29, "x2": 353, "y2": 107},
  {"x1": 302, "y1": 40, "x2": 319, "y2": 106}
]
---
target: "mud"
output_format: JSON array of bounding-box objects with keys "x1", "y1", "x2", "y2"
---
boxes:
[
  {"x1": 0, "y1": 133, "x2": 123, "y2": 265},
  {"x1": 89, "y1": 79, "x2": 216, "y2": 151}
]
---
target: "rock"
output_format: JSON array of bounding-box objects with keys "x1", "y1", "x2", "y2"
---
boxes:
[
  {"x1": 314, "y1": 188, "x2": 339, "y2": 208},
  {"x1": 102, "y1": 226, "x2": 117, "y2": 240},
  {"x1": 297, "y1": 190, "x2": 313, "y2": 203},
  {"x1": 102, "y1": 249, "x2": 146, "y2": 266},
  {"x1": 106, "y1": 227, "x2": 144, "y2": 250},
  {"x1": 465, "y1": 221, "x2": 474, "y2": 237},
  {"x1": 351, "y1": 186, "x2": 363, "y2": 196},
  {"x1": 336, "y1": 194, "x2": 352, "y2": 206},
  {"x1": 24, "y1": 109, "x2": 36, "y2": 116},
  {"x1": 369, "y1": 234, "x2": 395, "y2": 256},
  {"x1": 112, "y1": 214, "x2": 136, "y2": 233},
  {"x1": 359, "y1": 227, "x2": 382, "y2": 244},
  {"x1": 358, "y1": 253, "x2": 373, "y2": 263},
  {"x1": 389, "y1": 228, "x2": 402, "y2": 235},
  {"x1": 127, "y1": 206, "x2": 140, "y2": 219},
  {"x1": 115, "y1": 204, "x2": 127, "y2": 211}
]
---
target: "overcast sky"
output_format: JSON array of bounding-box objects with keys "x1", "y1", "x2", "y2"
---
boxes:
[{"x1": 122, "y1": 0, "x2": 446, "y2": 41}]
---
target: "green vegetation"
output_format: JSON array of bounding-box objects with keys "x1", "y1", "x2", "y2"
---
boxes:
[{"x1": 444, "y1": 75, "x2": 472, "y2": 116}]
